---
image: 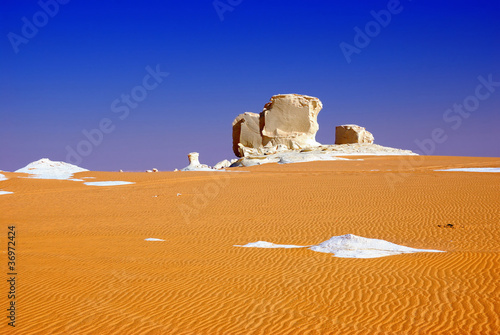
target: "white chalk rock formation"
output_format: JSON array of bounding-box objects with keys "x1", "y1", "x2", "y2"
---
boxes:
[
  {"x1": 15, "y1": 158, "x2": 88, "y2": 180},
  {"x1": 181, "y1": 152, "x2": 214, "y2": 171},
  {"x1": 185, "y1": 94, "x2": 416, "y2": 169},
  {"x1": 232, "y1": 112, "x2": 262, "y2": 156},
  {"x1": 188, "y1": 152, "x2": 201, "y2": 166},
  {"x1": 213, "y1": 159, "x2": 238, "y2": 170},
  {"x1": 260, "y1": 94, "x2": 322, "y2": 149},
  {"x1": 335, "y1": 125, "x2": 374, "y2": 144},
  {"x1": 232, "y1": 94, "x2": 322, "y2": 157}
]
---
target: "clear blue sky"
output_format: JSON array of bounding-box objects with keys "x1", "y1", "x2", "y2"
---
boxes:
[{"x1": 1, "y1": 0, "x2": 499, "y2": 171}]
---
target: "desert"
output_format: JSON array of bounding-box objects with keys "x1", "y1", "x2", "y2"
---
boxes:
[
  {"x1": 1, "y1": 154, "x2": 499, "y2": 334},
  {"x1": 3, "y1": 1, "x2": 499, "y2": 334},
  {"x1": 1, "y1": 93, "x2": 500, "y2": 334}
]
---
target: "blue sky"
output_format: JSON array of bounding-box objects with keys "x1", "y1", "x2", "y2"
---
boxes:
[{"x1": 1, "y1": 0, "x2": 499, "y2": 171}]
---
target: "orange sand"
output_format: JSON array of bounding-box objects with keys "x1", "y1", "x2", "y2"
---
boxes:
[{"x1": 1, "y1": 156, "x2": 499, "y2": 334}]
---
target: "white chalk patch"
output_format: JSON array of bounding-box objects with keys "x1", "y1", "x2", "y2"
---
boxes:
[
  {"x1": 235, "y1": 241, "x2": 305, "y2": 249},
  {"x1": 234, "y1": 146, "x2": 417, "y2": 167},
  {"x1": 15, "y1": 158, "x2": 88, "y2": 180},
  {"x1": 278, "y1": 153, "x2": 350, "y2": 164},
  {"x1": 0, "y1": 191, "x2": 14, "y2": 195},
  {"x1": 145, "y1": 238, "x2": 165, "y2": 241},
  {"x1": 309, "y1": 234, "x2": 444, "y2": 259},
  {"x1": 181, "y1": 167, "x2": 226, "y2": 172},
  {"x1": 236, "y1": 234, "x2": 444, "y2": 258},
  {"x1": 176, "y1": 193, "x2": 182, "y2": 196},
  {"x1": 69, "y1": 179, "x2": 85, "y2": 182},
  {"x1": 0, "y1": 174, "x2": 7, "y2": 182},
  {"x1": 436, "y1": 167, "x2": 500, "y2": 173},
  {"x1": 84, "y1": 181, "x2": 134, "y2": 186}
]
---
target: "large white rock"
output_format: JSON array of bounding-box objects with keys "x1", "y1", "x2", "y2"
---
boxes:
[
  {"x1": 260, "y1": 94, "x2": 322, "y2": 148},
  {"x1": 232, "y1": 112, "x2": 262, "y2": 157},
  {"x1": 232, "y1": 94, "x2": 322, "y2": 157},
  {"x1": 335, "y1": 125, "x2": 374, "y2": 144}
]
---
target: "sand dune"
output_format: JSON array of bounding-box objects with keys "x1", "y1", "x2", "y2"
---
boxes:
[{"x1": 1, "y1": 156, "x2": 499, "y2": 334}]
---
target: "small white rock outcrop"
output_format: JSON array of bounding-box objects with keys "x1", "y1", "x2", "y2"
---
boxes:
[
  {"x1": 335, "y1": 125, "x2": 374, "y2": 144},
  {"x1": 213, "y1": 159, "x2": 238, "y2": 170},
  {"x1": 181, "y1": 152, "x2": 214, "y2": 171}
]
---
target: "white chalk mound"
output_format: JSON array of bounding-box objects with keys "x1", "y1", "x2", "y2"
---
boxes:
[
  {"x1": 235, "y1": 234, "x2": 444, "y2": 259},
  {"x1": 309, "y1": 234, "x2": 443, "y2": 258},
  {"x1": 15, "y1": 158, "x2": 88, "y2": 180},
  {"x1": 232, "y1": 144, "x2": 416, "y2": 167},
  {"x1": 145, "y1": 238, "x2": 165, "y2": 241},
  {"x1": 235, "y1": 241, "x2": 304, "y2": 249},
  {"x1": 0, "y1": 174, "x2": 7, "y2": 182},
  {"x1": 436, "y1": 167, "x2": 500, "y2": 173},
  {"x1": 84, "y1": 181, "x2": 134, "y2": 186}
]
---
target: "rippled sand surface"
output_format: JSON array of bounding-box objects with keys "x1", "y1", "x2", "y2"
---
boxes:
[{"x1": 1, "y1": 156, "x2": 499, "y2": 334}]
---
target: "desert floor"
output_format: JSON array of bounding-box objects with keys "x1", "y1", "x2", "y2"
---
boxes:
[{"x1": 1, "y1": 155, "x2": 499, "y2": 334}]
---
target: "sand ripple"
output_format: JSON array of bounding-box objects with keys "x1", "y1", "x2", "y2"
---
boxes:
[{"x1": 1, "y1": 156, "x2": 499, "y2": 334}]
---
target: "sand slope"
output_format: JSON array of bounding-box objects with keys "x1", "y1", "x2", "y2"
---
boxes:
[{"x1": 1, "y1": 156, "x2": 499, "y2": 334}]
